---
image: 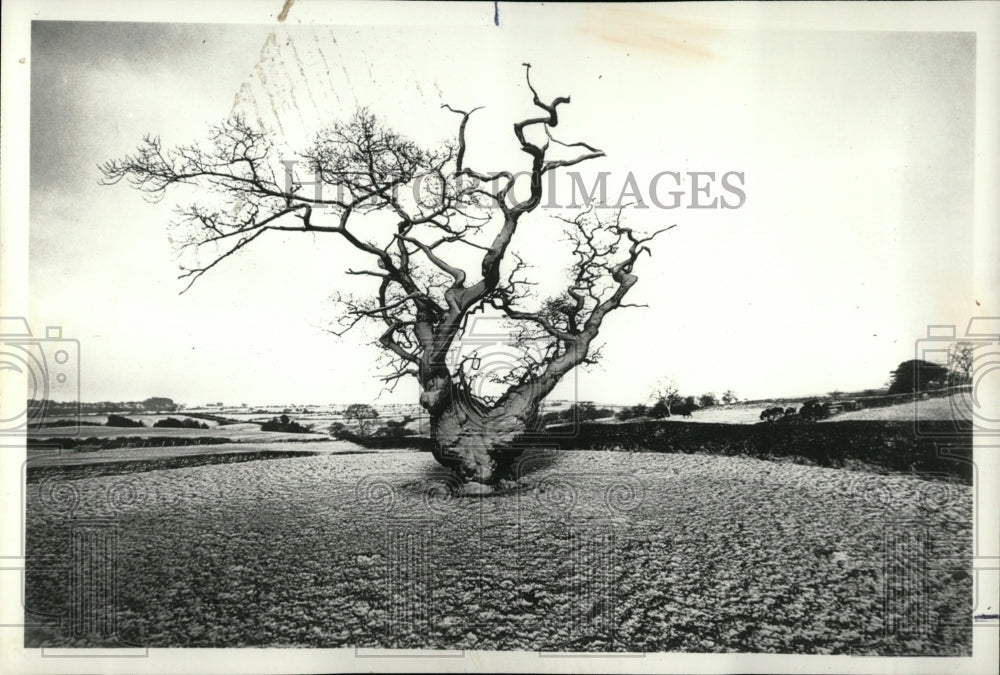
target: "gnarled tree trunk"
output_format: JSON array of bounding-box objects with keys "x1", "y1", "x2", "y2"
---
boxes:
[
  {"x1": 420, "y1": 369, "x2": 540, "y2": 483},
  {"x1": 430, "y1": 400, "x2": 532, "y2": 483}
]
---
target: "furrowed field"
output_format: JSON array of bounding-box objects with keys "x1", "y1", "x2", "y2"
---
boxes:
[
  {"x1": 25, "y1": 448, "x2": 972, "y2": 654},
  {"x1": 30, "y1": 422, "x2": 330, "y2": 442}
]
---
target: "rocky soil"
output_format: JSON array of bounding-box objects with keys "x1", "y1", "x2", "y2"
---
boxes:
[{"x1": 25, "y1": 449, "x2": 972, "y2": 654}]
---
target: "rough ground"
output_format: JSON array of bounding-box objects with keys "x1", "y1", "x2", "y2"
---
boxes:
[{"x1": 25, "y1": 450, "x2": 971, "y2": 654}]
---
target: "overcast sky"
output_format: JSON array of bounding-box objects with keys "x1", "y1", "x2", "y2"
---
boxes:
[{"x1": 27, "y1": 14, "x2": 977, "y2": 406}]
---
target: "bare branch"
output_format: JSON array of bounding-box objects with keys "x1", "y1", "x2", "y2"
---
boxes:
[
  {"x1": 441, "y1": 103, "x2": 484, "y2": 172},
  {"x1": 102, "y1": 70, "x2": 665, "y2": 417}
]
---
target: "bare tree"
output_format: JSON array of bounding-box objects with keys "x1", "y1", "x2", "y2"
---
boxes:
[
  {"x1": 649, "y1": 377, "x2": 681, "y2": 417},
  {"x1": 100, "y1": 65, "x2": 670, "y2": 484},
  {"x1": 948, "y1": 342, "x2": 975, "y2": 384},
  {"x1": 343, "y1": 403, "x2": 379, "y2": 436}
]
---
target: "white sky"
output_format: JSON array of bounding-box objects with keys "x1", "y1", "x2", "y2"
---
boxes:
[{"x1": 24, "y1": 11, "x2": 980, "y2": 407}]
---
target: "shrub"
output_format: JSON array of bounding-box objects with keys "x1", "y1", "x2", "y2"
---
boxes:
[
  {"x1": 105, "y1": 414, "x2": 144, "y2": 428},
  {"x1": 698, "y1": 393, "x2": 718, "y2": 408},
  {"x1": 373, "y1": 419, "x2": 417, "y2": 439},
  {"x1": 29, "y1": 419, "x2": 104, "y2": 429},
  {"x1": 674, "y1": 396, "x2": 698, "y2": 416},
  {"x1": 261, "y1": 414, "x2": 312, "y2": 433},
  {"x1": 153, "y1": 417, "x2": 209, "y2": 429},
  {"x1": 546, "y1": 403, "x2": 615, "y2": 425},
  {"x1": 329, "y1": 421, "x2": 353, "y2": 440},
  {"x1": 888, "y1": 359, "x2": 949, "y2": 395},
  {"x1": 759, "y1": 406, "x2": 785, "y2": 422},
  {"x1": 617, "y1": 404, "x2": 649, "y2": 421},
  {"x1": 648, "y1": 399, "x2": 671, "y2": 419},
  {"x1": 799, "y1": 399, "x2": 832, "y2": 421}
]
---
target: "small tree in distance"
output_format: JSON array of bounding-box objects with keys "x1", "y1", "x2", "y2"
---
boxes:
[
  {"x1": 948, "y1": 342, "x2": 974, "y2": 384},
  {"x1": 649, "y1": 377, "x2": 682, "y2": 417},
  {"x1": 721, "y1": 390, "x2": 738, "y2": 405},
  {"x1": 142, "y1": 397, "x2": 177, "y2": 412},
  {"x1": 344, "y1": 404, "x2": 379, "y2": 436}
]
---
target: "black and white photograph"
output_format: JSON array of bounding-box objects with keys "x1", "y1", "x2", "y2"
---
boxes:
[{"x1": 1, "y1": 2, "x2": 998, "y2": 673}]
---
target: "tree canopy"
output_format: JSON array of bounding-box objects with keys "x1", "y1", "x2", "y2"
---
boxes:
[
  {"x1": 101, "y1": 65, "x2": 671, "y2": 482},
  {"x1": 887, "y1": 359, "x2": 949, "y2": 395}
]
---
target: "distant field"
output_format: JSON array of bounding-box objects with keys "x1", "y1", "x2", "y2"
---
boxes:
[
  {"x1": 27, "y1": 440, "x2": 366, "y2": 469},
  {"x1": 656, "y1": 394, "x2": 970, "y2": 425},
  {"x1": 26, "y1": 440, "x2": 377, "y2": 481},
  {"x1": 211, "y1": 412, "x2": 430, "y2": 435},
  {"x1": 29, "y1": 423, "x2": 329, "y2": 443},
  {"x1": 823, "y1": 395, "x2": 968, "y2": 422},
  {"x1": 669, "y1": 404, "x2": 772, "y2": 425},
  {"x1": 616, "y1": 402, "x2": 804, "y2": 425}
]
